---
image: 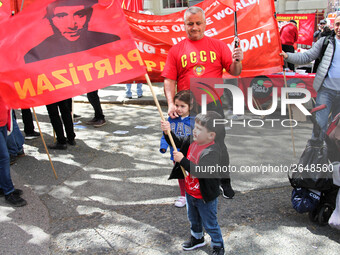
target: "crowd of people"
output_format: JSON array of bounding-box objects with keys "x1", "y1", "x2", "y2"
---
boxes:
[{"x1": 1, "y1": 2, "x2": 339, "y2": 254}]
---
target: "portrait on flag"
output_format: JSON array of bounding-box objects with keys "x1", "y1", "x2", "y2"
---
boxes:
[
  {"x1": 0, "y1": 0, "x2": 146, "y2": 109},
  {"x1": 24, "y1": 0, "x2": 121, "y2": 63}
]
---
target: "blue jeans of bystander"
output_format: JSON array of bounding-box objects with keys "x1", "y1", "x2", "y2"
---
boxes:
[
  {"x1": 0, "y1": 125, "x2": 15, "y2": 195},
  {"x1": 314, "y1": 86, "x2": 340, "y2": 139}
]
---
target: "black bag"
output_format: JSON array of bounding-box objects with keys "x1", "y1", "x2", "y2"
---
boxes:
[{"x1": 289, "y1": 139, "x2": 333, "y2": 191}]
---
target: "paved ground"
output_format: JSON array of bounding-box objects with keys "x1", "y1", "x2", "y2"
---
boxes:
[{"x1": 0, "y1": 83, "x2": 339, "y2": 255}]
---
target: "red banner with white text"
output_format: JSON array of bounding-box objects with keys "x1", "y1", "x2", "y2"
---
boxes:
[
  {"x1": 276, "y1": 13, "x2": 315, "y2": 46},
  {"x1": 124, "y1": 0, "x2": 283, "y2": 82},
  {"x1": 0, "y1": 0, "x2": 146, "y2": 109}
]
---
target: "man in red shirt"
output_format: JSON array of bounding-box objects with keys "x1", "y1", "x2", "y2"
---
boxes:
[
  {"x1": 162, "y1": 6, "x2": 243, "y2": 200},
  {"x1": 280, "y1": 20, "x2": 298, "y2": 71}
]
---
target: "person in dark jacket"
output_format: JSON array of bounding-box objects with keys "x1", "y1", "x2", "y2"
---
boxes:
[
  {"x1": 161, "y1": 111, "x2": 226, "y2": 255},
  {"x1": 280, "y1": 15, "x2": 340, "y2": 139}
]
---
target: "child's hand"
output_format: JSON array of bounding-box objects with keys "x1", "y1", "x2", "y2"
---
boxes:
[
  {"x1": 173, "y1": 151, "x2": 184, "y2": 163},
  {"x1": 161, "y1": 120, "x2": 171, "y2": 132}
]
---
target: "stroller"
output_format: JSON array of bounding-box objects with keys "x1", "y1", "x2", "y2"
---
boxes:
[{"x1": 289, "y1": 104, "x2": 340, "y2": 225}]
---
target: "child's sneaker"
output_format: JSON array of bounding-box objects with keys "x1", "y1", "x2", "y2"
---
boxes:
[
  {"x1": 212, "y1": 246, "x2": 225, "y2": 255},
  {"x1": 174, "y1": 196, "x2": 186, "y2": 207},
  {"x1": 182, "y1": 236, "x2": 206, "y2": 250}
]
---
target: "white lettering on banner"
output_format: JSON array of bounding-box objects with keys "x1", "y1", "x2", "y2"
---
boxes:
[
  {"x1": 212, "y1": 0, "x2": 258, "y2": 20},
  {"x1": 171, "y1": 37, "x2": 187, "y2": 45},
  {"x1": 206, "y1": 17, "x2": 213, "y2": 25},
  {"x1": 205, "y1": 28, "x2": 218, "y2": 37},
  {"x1": 171, "y1": 24, "x2": 185, "y2": 32},
  {"x1": 135, "y1": 42, "x2": 156, "y2": 54},
  {"x1": 227, "y1": 31, "x2": 270, "y2": 52},
  {"x1": 133, "y1": 24, "x2": 169, "y2": 33}
]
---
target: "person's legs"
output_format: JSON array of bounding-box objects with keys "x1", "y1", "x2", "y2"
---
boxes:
[
  {"x1": 197, "y1": 197, "x2": 224, "y2": 249},
  {"x1": 7, "y1": 112, "x2": 25, "y2": 156},
  {"x1": 314, "y1": 87, "x2": 334, "y2": 139},
  {"x1": 137, "y1": 83, "x2": 143, "y2": 97},
  {"x1": 186, "y1": 193, "x2": 204, "y2": 237},
  {"x1": 175, "y1": 179, "x2": 186, "y2": 207},
  {"x1": 21, "y1": 108, "x2": 35, "y2": 135},
  {"x1": 46, "y1": 103, "x2": 67, "y2": 145},
  {"x1": 330, "y1": 91, "x2": 340, "y2": 121},
  {"x1": 87, "y1": 90, "x2": 105, "y2": 120},
  {"x1": 125, "y1": 84, "x2": 132, "y2": 98},
  {"x1": 282, "y1": 44, "x2": 295, "y2": 71},
  {"x1": 182, "y1": 193, "x2": 206, "y2": 250},
  {"x1": 58, "y1": 99, "x2": 76, "y2": 143},
  {"x1": 0, "y1": 126, "x2": 15, "y2": 195}
]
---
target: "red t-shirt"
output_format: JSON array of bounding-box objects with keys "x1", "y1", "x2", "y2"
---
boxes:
[
  {"x1": 280, "y1": 23, "x2": 298, "y2": 46},
  {"x1": 162, "y1": 36, "x2": 232, "y2": 91},
  {"x1": 185, "y1": 140, "x2": 215, "y2": 199}
]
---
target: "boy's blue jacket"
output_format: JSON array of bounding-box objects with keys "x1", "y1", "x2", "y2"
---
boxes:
[{"x1": 160, "y1": 116, "x2": 195, "y2": 160}]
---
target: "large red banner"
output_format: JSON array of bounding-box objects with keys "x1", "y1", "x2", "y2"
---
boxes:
[
  {"x1": 0, "y1": 0, "x2": 11, "y2": 20},
  {"x1": 0, "y1": 0, "x2": 146, "y2": 109},
  {"x1": 124, "y1": 0, "x2": 283, "y2": 82},
  {"x1": 276, "y1": 13, "x2": 315, "y2": 46}
]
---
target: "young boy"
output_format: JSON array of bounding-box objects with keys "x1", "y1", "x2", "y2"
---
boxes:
[{"x1": 161, "y1": 111, "x2": 226, "y2": 255}]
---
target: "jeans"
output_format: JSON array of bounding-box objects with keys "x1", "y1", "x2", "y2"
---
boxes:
[
  {"x1": 186, "y1": 193, "x2": 224, "y2": 248},
  {"x1": 314, "y1": 86, "x2": 340, "y2": 139},
  {"x1": 46, "y1": 99, "x2": 75, "y2": 144},
  {"x1": 0, "y1": 125, "x2": 15, "y2": 195},
  {"x1": 87, "y1": 90, "x2": 104, "y2": 120},
  {"x1": 7, "y1": 112, "x2": 25, "y2": 156},
  {"x1": 126, "y1": 83, "x2": 143, "y2": 97}
]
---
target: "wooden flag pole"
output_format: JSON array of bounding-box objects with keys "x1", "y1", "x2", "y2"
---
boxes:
[
  {"x1": 32, "y1": 107, "x2": 58, "y2": 179},
  {"x1": 144, "y1": 74, "x2": 187, "y2": 177},
  {"x1": 283, "y1": 70, "x2": 296, "y2": 157}
]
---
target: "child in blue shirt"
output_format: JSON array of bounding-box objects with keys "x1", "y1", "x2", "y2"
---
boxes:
[{"x1": 160, "y1": 90, "x2": 197, "y2": 207}]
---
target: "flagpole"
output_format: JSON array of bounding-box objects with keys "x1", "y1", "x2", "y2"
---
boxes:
[
  {"x1": 283, "y1": 70, "x2": 296, "y2": 157},
  {"x1": 32, "y1": 107, "x2": 58, "y2": 179},
  {"x1": 144, "y1": 73, "x2": 187, "y2": 177}
]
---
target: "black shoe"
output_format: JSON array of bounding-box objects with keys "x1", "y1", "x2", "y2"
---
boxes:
[
  {"x1": 10, "y1": 154, "x2": 17, "y2": 165},
  {"x1": 182, "y1": 236, "x2": 206, "y2": 251},
  {"x1": 25, "y1": 131, "x2": 40, "y2": 139},
  {"x1": 125, "y1": 96, "x2": 132, "y2": 99},
  {"x1": 0, "y1": 188, "x2": 23, "y2": 197},
  {"x1": 212, "y1": 246, "x2": 225, "y2": 255},
  {"x1": 220, "y1": 184, "x2": 235, "y2": 199},
  {"x1": 93, "y1": 119, "x2": 106, "y2": 128},
  {"x1": 67, "y1": 139, "x2": 76, "y2": 146},
  {"x1": 86, "y1": 118, "x2": 106, "y2": 127},
  {"x1": 48, "y1": 143, "x2": 67, "y2": 150},
  {"x1": 17, "y1": 149, "x2": 25, "y2": 158},
  {"x1": 138, "y1": 95, "x2": 143, "y2": 98},
  {"x1": 5, "y1": 192, "x2": 27, "y2": 207},
  {"x1": 73, "y1": 114, "x2": 81, "y2": 120}
]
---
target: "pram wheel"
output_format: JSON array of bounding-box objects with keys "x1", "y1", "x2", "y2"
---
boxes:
[
  {"x1": 309, "y1": 209, "x2": 318, "y2": 222},
  {"x1": 317, "y1": 204, "x2": 334, "y2": 226}
]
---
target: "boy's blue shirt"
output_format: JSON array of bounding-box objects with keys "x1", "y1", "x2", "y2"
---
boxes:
[{"x1": 160, "y1": 115, "x2": 195, "y2": 161}]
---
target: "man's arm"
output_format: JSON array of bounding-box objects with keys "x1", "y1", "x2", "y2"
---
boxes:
[
  {"x1": 228, "y1": 48, "x2": 243, "y2": 76},
  {"x1": 164, "y1": 78, "x2": 178, "y2": 118}
]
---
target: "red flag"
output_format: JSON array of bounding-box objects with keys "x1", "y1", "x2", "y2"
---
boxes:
[
  {"x1": 124, "y1": 0, "x2": 282, "y2": 82},
  {"x1": 277, "y1": 13, "x2": 316, "y2": 46},
  {"x1": 120, "y1": 0, "x2": 143, "y2": 12},
  {"x1": 0, "y1": 0, "x2": 146, "y2": 109},
  {"x1": 0, "y1": 0, "x2": 11, "y2": 20}
]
